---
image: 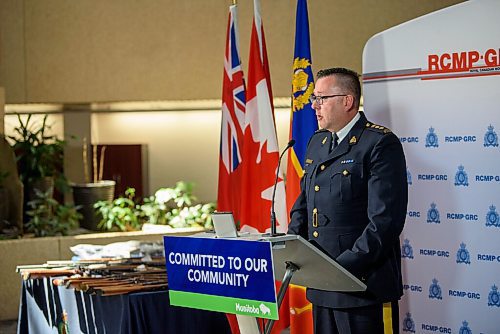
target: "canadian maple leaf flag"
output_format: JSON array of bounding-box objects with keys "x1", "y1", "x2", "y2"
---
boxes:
[{"x1": 239, "y1": 0, "x2": 287, "y2": 235}]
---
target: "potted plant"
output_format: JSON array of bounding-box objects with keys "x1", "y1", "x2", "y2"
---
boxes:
[
  {"x1": 94, "y1": 182, "x2": 215, "y2": 233},
  {"x1": 140, "y1": 181, "x2": 215, "y2": 230},
  {"x1": 7, "y1": 114, "x2": 67, "y2": 200},
  {"x1": 71, "y1": 139, "x2": 115, "y2": 231},
  {"x1": 25, "y1": 189, "x2": 82, "y2": 237},
  {"x1": 94, "y1": 188, "x2": 141, "y2": 232}
]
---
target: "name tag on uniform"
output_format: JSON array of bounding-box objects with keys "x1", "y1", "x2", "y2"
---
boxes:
[{"x1": 306, "y1": 159, "x2": 313, "y2": 164}]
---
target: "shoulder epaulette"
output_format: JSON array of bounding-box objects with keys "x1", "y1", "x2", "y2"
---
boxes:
[
  {"x1": 315, "y1": 128, "x2": 329, "y2": 134},
  {"x1": 365, "y1": 121, "x2": 392, "y2": 134}
]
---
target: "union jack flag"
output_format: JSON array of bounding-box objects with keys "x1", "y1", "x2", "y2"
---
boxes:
[
  {"x1": 220, "y1": 5, "x2": 246, "y2": 174},
  {"x1": 217, "y1": 6, "x2": 247, "y2": 334},
  {"x1": 217, "y1": 4, "x2": 246, "y2": 226}
]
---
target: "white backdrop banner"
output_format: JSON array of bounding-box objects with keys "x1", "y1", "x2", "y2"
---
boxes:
[{"x1": 362, "y1": 1, "x2": 500, "y2": 333}]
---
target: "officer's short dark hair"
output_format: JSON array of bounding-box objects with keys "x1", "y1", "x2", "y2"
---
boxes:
[{"x1": 317, "y1": 68, "x2": 361, "y2": 109}]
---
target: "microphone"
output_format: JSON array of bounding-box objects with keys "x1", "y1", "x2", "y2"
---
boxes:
[{"x1": 268, "y1": 139, "x2": 295, "y2": 237}]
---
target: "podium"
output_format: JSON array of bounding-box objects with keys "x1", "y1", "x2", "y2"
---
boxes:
[
  {"x1": 257, "y1": 234, "x2": 366, "y2": 334},
  {"x1": 164, "y1": 233, "x2": 366, "y2": 334}
]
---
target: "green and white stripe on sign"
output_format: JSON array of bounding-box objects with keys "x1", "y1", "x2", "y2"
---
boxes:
[{"x1": 169, "y1": 290, "x2": 279, "y2": 320}]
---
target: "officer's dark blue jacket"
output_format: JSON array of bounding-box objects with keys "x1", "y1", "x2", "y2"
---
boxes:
[{"x1": 288, "y1": 111, "x2": 408, "y2": 308}]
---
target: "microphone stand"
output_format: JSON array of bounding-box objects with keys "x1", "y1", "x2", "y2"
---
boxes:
[{"x1": 266, "y1": 140, "x2": 295, "y2": 237}]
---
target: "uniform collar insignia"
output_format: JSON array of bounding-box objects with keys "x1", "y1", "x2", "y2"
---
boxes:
[
  {"x1": 322, "y1": 136, "x2": 327, "y2": 145},
  {"x1": 306, "y1": 158, "x2": 313, "y2": 164},
  {"x1": 349, "y1": 136, "x2": 357, "y2": 144}
]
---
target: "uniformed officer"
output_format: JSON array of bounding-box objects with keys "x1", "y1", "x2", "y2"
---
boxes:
[{"x1": 288, "y1": 67, "x2": 408, "y2": 334}]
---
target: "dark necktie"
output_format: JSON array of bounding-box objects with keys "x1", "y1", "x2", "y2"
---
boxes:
[{"x1": 330, "y1": 132, "x2": 339, "y2": 152}]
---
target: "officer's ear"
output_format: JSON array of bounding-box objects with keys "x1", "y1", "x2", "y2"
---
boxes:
[{"x1": 344, "y1": 95, "x2": 354, "y2": 110}]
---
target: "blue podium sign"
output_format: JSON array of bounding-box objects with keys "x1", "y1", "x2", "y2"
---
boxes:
[{"x1": 164, "y1": 236, "x2": 278, "y2": 320}]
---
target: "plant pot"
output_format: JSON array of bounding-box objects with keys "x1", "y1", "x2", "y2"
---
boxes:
[{"x1": 71, "y1": 180, "x2": 115, "y2": 231}]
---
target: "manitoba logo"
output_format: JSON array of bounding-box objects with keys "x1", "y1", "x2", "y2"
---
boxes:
[
  {"x1": 402, "y1": 239, "x2": 414, "y2": 259},
  {"x1": 235, "y1": 303, "x2": 260, "y2": 315},
  {"x1": 485, "y1": 205, "x2": 500, "y2": 227},
  {"x1": 429, "y1": 278, "x2": 442, "y2": 300},
  {"x1": 427, "y1": 203, "x2": 440, "y2": 224},
  {"x1": 488, "y1": 285, "x2": 500, "y2": 307},
  {"x1": 484, "y1": 124, "x2": 499, "y2": 147},
  {"x1": 454, "y1": 165, "x2": 469, "y2": 186},
  {"x1": 456, "y1": 243, "x2": 470, "y2": 264},
  {"x1": 425, "y1": 127, "x2": 439, "y2": 148},
  {"x1": 406, "y1": 168, "x2": 412, "y2": 185},
  {"x1": 402, "y1": 312, "x2": 415, "y2": 333},
  {"x1": 292, "y1": 58, "x2": 314, "y2": 112},
  {"x1": 458, "y1": 320, "x2": 472, "y2": 334}
]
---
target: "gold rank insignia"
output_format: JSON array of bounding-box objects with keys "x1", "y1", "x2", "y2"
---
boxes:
[
  {"x1": 367, "y1": 122, "x2": 392, "y2": 133},
  {"x1": 342, "y1": 169, "x2": 350, "y2": 176},
  {"x1": 322, "y1": 136, "x2": 327, "y2": 145},
  {"x1": 349, "y1": 136, "x2": 357, "y2": 144},
  {"x1": 306, "y1": 158, "x2": 313, "y2": 164}
]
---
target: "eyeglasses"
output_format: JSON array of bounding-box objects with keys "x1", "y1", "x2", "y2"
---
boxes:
[{"x1": 309, "y1": 94, "x2": 347, "y2": 105}]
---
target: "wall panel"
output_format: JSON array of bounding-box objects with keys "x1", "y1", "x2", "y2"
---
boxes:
[{"x1": 0, "y1": 0, "x2": 463, "y2": 103}]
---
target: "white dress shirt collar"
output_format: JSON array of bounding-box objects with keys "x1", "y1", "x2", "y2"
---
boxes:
[{"x1": 334, "y1": 112, "x2": 360, "y2": 145}]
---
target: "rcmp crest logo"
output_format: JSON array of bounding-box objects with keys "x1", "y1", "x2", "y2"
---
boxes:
[
  {"x1": 458, "y1": 320, "x2": 472, "y2": 334},
  {"x1": 454, "y1": 165, "x2": 469, "y2": 186},
  {"x1": 292, "y1": 58, "x2": 314, "y2": 112},
  {"x1": 402, "y1": 312, "x2": 415, "y2": 333},
  {"x1": 488, "y1": 285, "x2": 500, "y2": 307},
  {"x1": 429, "y1": 278, "x2": 442, "y2": 300},
  {"x1": 402, "y1": 239, "x2": 414, "y2": 259},
  {"x1": 406, "y1": 168, "x2": 412, "y2": 185},
  {"x1": 456, "y1": 243, "x2": 470, "y2": 264},
  {"x1": 485, "y1": 205, "x2": 500, "y2": 227},
  {"x1": 427, "y1": 203, "x2": 440, "y2": 224},
  {"x1": 425, "y1": 127, "x2": 439, "y2": 147},
  {"x1": 484, "y1": 125, "x2": 499, "y2": 147}
]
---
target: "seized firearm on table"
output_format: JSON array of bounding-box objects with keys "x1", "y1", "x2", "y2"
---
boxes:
[{"x1": 17, "y1": 257, "x2": 168, "y2": 296}]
